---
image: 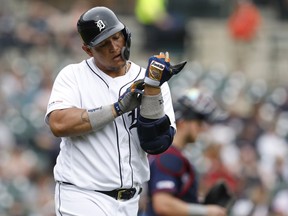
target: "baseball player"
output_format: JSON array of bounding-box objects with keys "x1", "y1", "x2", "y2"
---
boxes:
[
  {"x1": 146, "y1": 88, "x2": 228, "y2": 216},
  {"x1": 44, "y1": 6, "x2": 186, "y2": 216}
]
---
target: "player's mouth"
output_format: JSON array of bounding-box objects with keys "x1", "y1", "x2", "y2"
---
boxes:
[{"x1": 113, "y1": 54, "x2": 123, "y2": 61}]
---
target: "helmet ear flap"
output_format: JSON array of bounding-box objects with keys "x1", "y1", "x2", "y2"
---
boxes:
[
  {"x1": 121, "y1": 26, "x2": 132, "y2": 60},
  {"x1": 122, "y1": 26, "x2": 131, "y2": 49}
]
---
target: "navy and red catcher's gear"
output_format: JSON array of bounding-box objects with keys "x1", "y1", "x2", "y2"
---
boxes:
[{"x1": 146, "y1": 146, "x2": 199, "y2": 215}]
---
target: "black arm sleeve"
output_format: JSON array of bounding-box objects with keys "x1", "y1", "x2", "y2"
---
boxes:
[{"x1": 137, "y1": 115, "x2": 175, "y2": 154}]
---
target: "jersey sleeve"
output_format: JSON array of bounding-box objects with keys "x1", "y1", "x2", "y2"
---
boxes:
[
  {"x1": 44, "y1": 64, "x2": 81, "y2": 124},
  {"x1": 161, "y1": 82, "x2": 176, "y2": 131}
]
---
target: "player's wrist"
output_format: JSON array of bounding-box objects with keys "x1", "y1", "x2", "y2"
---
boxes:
[
  {"x1": 144, "y1": 85, "x2": 161, "y2": 95},
  {"x1": 187, "y1": 204, "x2": 207, "y2": 216},
  {"x1": 113, "y1": 102, "x2": 123, "y2": 117},
  {"x1": 144, "y1": 77, "x2": 161, "y2": 87}
]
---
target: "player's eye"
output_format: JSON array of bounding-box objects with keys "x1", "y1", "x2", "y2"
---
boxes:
[
  {"x1": 112, "y1": 32, "x2": 122, "y2": 41},
  {"x1": 96, "y1": 41, "x2": 107, "y2": 48},
  {"x1": 95, "y1": 32, "x2": 122, "y2": 48}
]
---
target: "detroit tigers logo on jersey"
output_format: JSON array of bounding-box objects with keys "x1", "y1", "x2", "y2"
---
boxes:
[
  {"x1": 128, "y1": 108, "x2": 140, "y2": 130},
  {"x1": 95, "y1": 20, "x2": 105, "y2": 32}
]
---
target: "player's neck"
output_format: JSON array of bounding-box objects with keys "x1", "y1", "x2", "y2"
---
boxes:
[{"x1": 96, "y1": 62, "x2": 130, "y2": 78}]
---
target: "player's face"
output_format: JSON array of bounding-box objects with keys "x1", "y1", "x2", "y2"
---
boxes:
[
  {"x1": 89, "y1": 32, "x2": 126, "y2": 75},
  {"x1": 186, "y1": 120, "x2": 207, "y2": 143}
]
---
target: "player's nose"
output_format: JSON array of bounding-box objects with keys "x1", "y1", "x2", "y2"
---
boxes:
[{"x1": 109, "y1": 40, "x2": 120, "y2": 53}]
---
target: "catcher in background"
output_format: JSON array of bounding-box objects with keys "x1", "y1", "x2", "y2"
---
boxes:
[{"x1": 145, "y1": 88, "x2": 232, "y2": 216}]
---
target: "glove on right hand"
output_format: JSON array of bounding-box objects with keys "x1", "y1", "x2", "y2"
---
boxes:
[
  {"x1": 114, "y1": 79, "x2": 145, "y2": 116},
  {"x1": 144, "y1": 52, "x2": 187, "y2": 87}
]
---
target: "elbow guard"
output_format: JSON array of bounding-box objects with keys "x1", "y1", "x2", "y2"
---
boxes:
[{"x1": 137, "y1": 115, "x2": 175, "y2": 155}]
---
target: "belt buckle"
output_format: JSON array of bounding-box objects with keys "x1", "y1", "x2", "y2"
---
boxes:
[{"x1": 117, "y1": 189, "x2": 128, "y2": 200}]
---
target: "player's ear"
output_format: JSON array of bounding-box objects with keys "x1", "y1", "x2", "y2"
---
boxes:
[{"x1": 82, "y1": 44, "x2": 93, "y2": 57}]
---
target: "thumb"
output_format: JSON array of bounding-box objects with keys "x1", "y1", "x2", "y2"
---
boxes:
[{"x1": 170, "y1": 61, "x2": 187, "y2": 74}]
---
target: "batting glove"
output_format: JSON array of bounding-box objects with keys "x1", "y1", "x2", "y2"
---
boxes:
[
  {"x1": 114, "y1": 79, "x2": 145, "y2": 116},
  {"x1": 144, "y1": 52, "x2": 187, "y2": 87}
]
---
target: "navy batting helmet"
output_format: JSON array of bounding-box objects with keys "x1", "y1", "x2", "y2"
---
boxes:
[
  {"x1": 77, "y1": 7, "x2": 131, "y2": 59},
  {"x1": 174, "y1": 88, "x2": 224, "y2": 122}
]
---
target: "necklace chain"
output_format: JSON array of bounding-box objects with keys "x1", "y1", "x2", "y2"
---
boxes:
[
  {"x1": 125, "y1": 62, "x2": 129, "y2": 74},
  {"x1": 93, "y1": 58, "x2": 129, "y2": 76}
]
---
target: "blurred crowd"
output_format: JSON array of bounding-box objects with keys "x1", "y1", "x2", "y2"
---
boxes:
[
  {"x1": 169, "y1": 62, "x2": 288, "y2": 216},
  {"x1": 0, "y1": 1, "x2": 90, "y2": 215},
  {"x1": 0, "y1": 0, "x2": 287, "y2": 216}
]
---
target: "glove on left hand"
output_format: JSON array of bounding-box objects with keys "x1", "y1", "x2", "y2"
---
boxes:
[
  {"x1": 203, "y1": 180, "x2": 235, "y2": 208},
  {"x1": 114, "y1": 79, "x2": 145, "y2": 116},
  {"x1": 144, "y1": 52, "x2": 187, "y2": 87}
]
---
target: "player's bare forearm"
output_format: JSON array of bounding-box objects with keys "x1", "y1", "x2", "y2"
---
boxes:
[
  {"x1": 48, "y1": 108, "x2": 93, "y2": 137},
  {"x1": 152, "y1": 192, "x2": 192, "y2": 216},
  {"x1": 152, "y1": 192, "x2": 226, "y2": 216}
]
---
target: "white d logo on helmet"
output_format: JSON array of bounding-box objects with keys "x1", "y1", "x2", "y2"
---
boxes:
[{"x1": 96, "y1": 20, "x2": 105, "y2": 31}]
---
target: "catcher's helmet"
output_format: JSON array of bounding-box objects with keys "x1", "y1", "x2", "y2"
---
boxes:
[
  {"x1": 77, "y1": 7, "x2": 131, "y2": 60},
  {"x1": 174, "y1": 88, "x2": 221, "y2": 122}
]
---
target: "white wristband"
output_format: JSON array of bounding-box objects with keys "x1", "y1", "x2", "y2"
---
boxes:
[
  {"x1": 188, "y1": 204, "x2": 207, "y2": 216},
  {"x1": 140, "y1": 93, "x2": 165, "y2": 119},
  {"x1": 87, "y1": 105, "x2": 115, "y2": 131},
  {"x1": 144, "y1": 77, "x2": 160, "y2": 87}
]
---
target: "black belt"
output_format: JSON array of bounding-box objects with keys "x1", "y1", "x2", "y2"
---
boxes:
[
  {"x1": 59, "y1": 182, "x2": 142, "y2": 200},
  {"x1": 96, "y1": 188, "x2": 138, "y2": 200}
]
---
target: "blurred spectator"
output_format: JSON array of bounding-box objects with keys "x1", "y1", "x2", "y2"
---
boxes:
[
  {"x1": 200, "y1": 143, "x2": 240, "y2": 196},
  {"x1": 256, "y1": 122, "x2": 288, "y2": 190},
  {"x1": 134, "y1": 0, "x2": 189, "y2": 59},
  {"x1": 227, "y1": 0, "x2": 262, "y2": 72},
  {"x1": 228, "y1": 0, "x2": 261, "y2": 42},
  {"x1": 0, "y1": 6, "x2": 17, "y2": 55},
  {"x1": 14, "y1": 1, "x2": 55, "y2": 52},
  {"x1": 274, "y1": 0, "x2": 288, "y2": 20}
]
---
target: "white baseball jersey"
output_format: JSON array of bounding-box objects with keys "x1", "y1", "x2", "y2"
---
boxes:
[{"x1": 45, "y1": 57, "x2": 176, "y2": 191}]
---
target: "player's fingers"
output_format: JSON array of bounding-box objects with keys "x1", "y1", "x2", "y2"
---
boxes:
[
  {"x1": 135, "y1": 79, "x2": 144, "y2": 88},
  {"x1": 130, "y1": 85, "x2": 135, "y2": 92},
  {"x1": 131, "y1": 80, "x2": 144, "y2": 93},
  {"x1": 154, "y1": 52, "x2": 162, "y2": 58},
  {"x1": 134, "y1": 89, "x2": 144, "y2": 95},
  {"x1": 155, "y1": 52, "x2": 165, "y2": 59},
  {"x1": 165, "y1": 51, "x2": 170, "y2": 62},
  {"x1": 170, "y1": 61, "x2": 187, "y2": 74}
]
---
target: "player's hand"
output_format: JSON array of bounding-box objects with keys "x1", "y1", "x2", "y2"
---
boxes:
[
  {"x1": 144, "y1": 52, "x2": 187, "y2": 87},
  {"x1": 114, "y1": 79, "x2": 145, "y2": 116}
]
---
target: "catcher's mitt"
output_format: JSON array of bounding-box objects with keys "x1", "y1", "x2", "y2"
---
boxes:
[{"x1": 203, "y1": 180, "x2": 235, "y2": 209}]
